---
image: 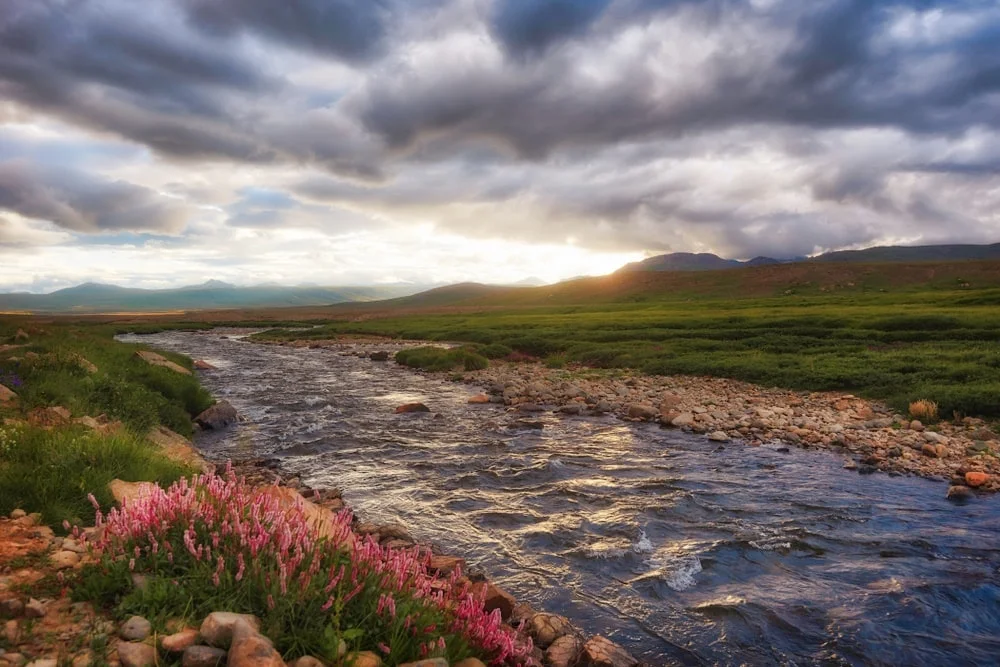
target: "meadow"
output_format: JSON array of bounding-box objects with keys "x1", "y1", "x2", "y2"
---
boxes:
[{"x1": 254, "y1": 289, "x2": 1000, "y2": 419}]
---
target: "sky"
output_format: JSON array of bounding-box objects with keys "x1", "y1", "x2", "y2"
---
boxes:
[{"x1": 1, "y1": 0, "x2": 999, "y2": 291}]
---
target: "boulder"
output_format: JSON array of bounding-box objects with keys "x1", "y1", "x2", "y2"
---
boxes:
[
  {"x1": 27, "y1": 406, "x2": 71, "y2": 428},
  {"x1": 227, "y1": 619, "x2": 284, "y2": 667},
  {"x1": 529, "y1": 613, "x2": 574, "y2": 649},
  {"x1": 368, "y1": 351, "x2": 390, "y2": 362},
  {"x1": 480, "y1": 582, "x2": 516, "y2": 620},
  {"x1": 108, "y1": 479, "x2": 157, "y2": 505},
  {"x1": 193, "y1": 360, "x2": 217, "y2": 370},
  {"x1": 0, "y1": 598, "x2": 24, "y2": 617},
  {"x1": 947, "y1": 485, "x2": 973, "y2": 501},
  {"x1": 394, "y1": 403, "x2": 430, "y2": 414},
  {"x1": 50, "y1": 550, "x2": 81, "y2": 570},
  {"x1": 580, "y1": 636, "x2": 638, "y2": 667},
  {"x1": 707, "y1": 431, "x2": 730, "y2": 442},
  {"x1": 0, "y1": 384, "x2": 17, "y2": 407},
  {"x1": 161, "y1": 629, "x2": 200, "y2": 652},
  {"x1": 467, "y1": 393, "x2": 490, "y2": 404},
  {"x1": 134, "y1": 350, "x2": 192, "y2": 375},
  {"x1": 427, "y1": 554, "x2": 465, "y2": 575},
  {"x1": 117, "y1": 642, "x2": 157, "y2": 667},
  {"x1": 147, "y1": 426, "x2": 209, "y2": 469},
  {"x1": 920, "y1": 444, "x2": 939, "y2": 458},
  {"x1": 670, "y1": 412, "x2": 695, "y2": 427},
  {"x1": 627, "y1": 404, "x2": 657, "y2": 421},
  {"x1": 24, "y1": 599, "x2": 45, "y2": 619},
  {"x1": 195, "y1": 401, "x2": 238, "y2": 430},
  {"x1": 119, "y1": 616, "x2": 151, "y2": 641},
  {"x1": 546, "y1": 635, "x2": 584, "y2": 667},
  {"x1": 200, "y1": 612, "x2": 261, "y2": 648},
  {"x1": 965, "y1": 471, "x2": 989, "y2": 488},
  {"x1": 183, "y1": 646, "x2": 228, "y2": 667}
]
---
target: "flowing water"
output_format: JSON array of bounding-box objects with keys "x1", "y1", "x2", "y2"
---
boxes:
[{"x1": 121, "y1": 330, "x2": 1000, "y2": 666}]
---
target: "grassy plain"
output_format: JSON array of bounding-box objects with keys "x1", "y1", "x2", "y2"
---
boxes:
[{"x1": 254, "y1": 285, "x2": 1000, "y2": 419}]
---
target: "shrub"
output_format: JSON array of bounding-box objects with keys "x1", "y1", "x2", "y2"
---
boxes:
[
  {"x1": 908, "y1": 399, "x2": 939, "y2": 422},
  {"x1": 394, "y1": 347, "x2": 489, "y2": 373},
  {"x1": 78, "y1": 470, "x2": 531, "y2": 664}
]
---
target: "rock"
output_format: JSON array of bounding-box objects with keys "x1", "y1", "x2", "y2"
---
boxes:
[
  {"x1": 427, "y1": 554, "x2": 465, "y2": 575},
  {"x1": 518, "y1": 403, "x2": 544, "y2": 413},
  {"x1": 50, "y1": 550, "x2": 81, "y2": 570},
  {"x1": 119, "y1": 616, "x2": 151, "y2": 641},
  {"x1": 376, "y1": 523, "x2": 413, "y2": 543},
  {"x1": 161, "y1": 629, "x2": 200, "y2": 652},
  {"x1": 394, "y1": 403, "x2": 430, "y2": 414},
  {"x1": 193, "y1": 360, "x2": 217, "y2": 370},
  {"x1": 483, "y1": 582, "x2": 517, "y2": 620},
  {"x1": 626, "y1": 404, "x2": 657, "y2": 420},
  {"x1": 947, "y1": 485, "x2": 973, "y2": 501},
  {"x1": 195, "y1": 401, "x2": 239, "y2": 430},
  {"x1": 579, "y1": 636, "x2": 638, "y2": 667},
  {"x1": 922, "y1": 431, "x2": 947, "y2": 445},
  {"x1": 546, "y1": 635, "x2": 584, "y2": 667},
  {"x1": 25, "y1": 660, "x2": 57, "y2": 667},
  {"x1": 707, "y1": 431, "x2": 730, "y2": 442},
  {"x1": 14, "y1": 329, "x2": 28, "y2": 342},
  {"x1": 73, "y1": 356, "x2": 99, "y2": 374},
  {"x1": 529, "y1": 613, "x2": 574, "y2": 649},
  {"x1": 71, "y1": 652, "x2": 94, "y2": 667},
  {"x1": 0, "y1": 385, "x2": 17, "y2": 407},
  {"x1": 397, "y1": 661, "x2": 447, "y2": 667},
  {"x1": 348, "y1": 652, "x2": 381, "y2": 667},
  {"x1": 227, "y1": 620, "x2": 284, "y2": 667},
  {"x1": 117, "y1": 642, "x2": 157, "y2": 667},
  {"x1": 182, "y1": 646, "x2": 228, "y2": 667},
  {"x1": 9, "y1": 509, "x2": 25, "y2": 519},
  {"x1": 965, "y1": 471, "x2": 989, "y2": 488},
  {"x1": 368, "y1": 351, "x2": 390, "y2": 362},
  {"x1": 24, "y1": 599, "x2": 45, "y2": 619},
  {"x1": 467, "y1": 393, "x2": 490, "y2": 404},
  {"x1": 670, "y1": 412, "x2": 695, "y2": 427},
  {"x1": 920, "y1": 444, "x2": 939, "y2": 458},
  {"x1": 134, "y1": 350, "x2": 192, "y2": 375},
  {"x1": 2, "y1": 655, "x2": 26, "y2": 667},
  {"x1": 290, "y1": 657, "x2": 326, "y2": 667},
  {"x1": 909, "y1": 420, "x2": 924, "y2": 432},
  {"x1": 454, "y1": 660, "x2": 487, "y2": 667},
  {"x1": 970, "y1": 427, "x2": 997, "y2": 441},
  {"x1": 27, "y1": 406, "x2": 71, "y2": 428},
  {"x1": 3, "y1": 620, "x2": 19, "y2": 643},
  {"x1": 0, "y1": 598, "x2": 24, "y2": 617},
  {"x1": 558, "y1": 403, "x2": 583, "y2": 415},
  {"x1": 200, "y1": 612, "x2": 261, "y2": 648},
  {"x1": 108, "y1": 479, "x2": 157, "y2": 505}
]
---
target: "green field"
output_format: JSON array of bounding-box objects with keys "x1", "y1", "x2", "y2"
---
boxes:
[{"x1": 254, "y1": 289, "x2": 1000, "y2": 419}]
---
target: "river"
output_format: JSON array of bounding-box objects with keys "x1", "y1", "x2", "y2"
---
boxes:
[{"x1": 120, "y1": 330, "x2": 1000, "y2": 666}]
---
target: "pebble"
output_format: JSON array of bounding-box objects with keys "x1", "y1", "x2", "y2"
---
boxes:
[
  {"x1": 182, "y1": 646, "x2": 227, "y2": 667},
  {"x1": 160, "y1": 629, "x2": 200, "y2": 652},
  {"x1": 117, "y1": 642, "x2": 156, "y2": 667},
  {"x1": 119, "y1": 616, "x2": 151, "y2": 641}
]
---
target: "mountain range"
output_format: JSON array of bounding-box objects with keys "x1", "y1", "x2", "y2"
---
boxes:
[
  {"x1": 618, "y1": 242, "x2": 1000, "y2": 272},
  {"x1": 0, "y1": 281, "x2": 429, "y2": 313}
]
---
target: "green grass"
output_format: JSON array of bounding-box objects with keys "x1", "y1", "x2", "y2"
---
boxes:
[
  {"x1": 394, "y1": 346, "x2": 489, "y2": 372},
  {"x1": 254, "y1": 290, "x2": 1000, "y2": 418},
  {"x1": 0, "y1": 423, "x2": 191, "y2": 528},
  {"x1": 0, "y1": 322, "x2": 213, "y2": 436}
]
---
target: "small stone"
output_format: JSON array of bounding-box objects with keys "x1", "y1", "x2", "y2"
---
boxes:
[
  {"x1": 5, "y1": 620, "x2": 20, "y2": 643},
  {"x1": 394, "y1": 403, "x2": 430, "y2": 414},
  {"x1": 50, "y1": 551, "x2": 81, "y2": 570},
  {"x1": 200, "y1": 612, "x2": 261, "y2": 648},
  {"x1": 119, "y1": 616, "x2": 151, "y2": 641},
  {"x1": 182, "y1": 646, "x2": 228, "y2": 667},
  {"x1": 467, "y1": 394, "x2": 490, "y2": 404},
  {"x1": 193, "y1": 360, "x2": 217, "y2": 370},
  {"x1": 117, "y1": 642, "x2": 156, "y2": 667},
  {"x1": 580, "y1": 636, "x2": 638, "y2": 667},
  {"x1": 529, "y1": 612, "x2": 575, "y2": 649},
  {"x1": 920, "y1": 444, "x2": 939, "y2": 458},
  {"x1": 0, "y1": 599, "x2": 24, "y2": 617},
  {"x1": 909, "y1": 420, "x2": 924, "y2": 432},
  {"x1": 227, "y1": 622, "x2": 283, "y2": 667},
  {"x1": 947, "y1": 485, "x2": 973, "y2": 501},
  {"x1": 348, "y1": 652, "x2": 381, "y2": 667},
  {"x1": 290, "y1": 657, "x2": 326, "y2": 667},
  {"x1": 24, "y1": 599, "x2": 45, "y2": 619},
  {"x1": 546, "y1": 635, "x2": 584, "y2": 667},
  {"x1": 9, "y1": 510, "x2": 25, "y2": 520},
  {"x1": 161, "y1": 629, "x2": 200, "y2": 652},
  {"x1": 626, "y1": 404, "x2": 657, "y2": 421},
  {"x1": 707, "y1": 431, "x2": 730, "y2": 442},
  {"x1": 670, "y1": 412, "x2": 695, "y2": 427},
  {"x1": 24, "y1": 660, "x2": 57, "y2": 667},
  {"x1": 965, "y1": 472, "x2": 989, "y2": 488}
]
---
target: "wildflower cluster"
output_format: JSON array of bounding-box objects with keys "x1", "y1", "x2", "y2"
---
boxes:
[
  {"x1": 0, "y1": 371, "x2": 23, "y2": 388},
  {"x1": 83, "y1": 467, "x2": 532, "y2": 665}
]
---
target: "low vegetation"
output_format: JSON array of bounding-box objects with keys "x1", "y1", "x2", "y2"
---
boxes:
[
  {"x1": 394, "y1": 346, "x2": 489, "y2": 372},
  {"x1": 254, "y1": 289, "x2": 1000, "y2": 419},
  {"x1": 909, "y1": 399, "x2": 940, "y2": 422},
  {"x1": 77, "y1": 469, "x2": 530, "y2": 665}
]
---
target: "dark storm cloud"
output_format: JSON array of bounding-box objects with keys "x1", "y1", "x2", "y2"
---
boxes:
[
  {"x1": 0, "y1": 161, "x2": 190, "y2": 234},
  {"x1": 0, "y1": 0, "x2": 998, "y2": 261}
]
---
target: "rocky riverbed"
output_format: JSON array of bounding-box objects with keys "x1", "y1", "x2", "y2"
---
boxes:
[{"x1": 459, "y1": 360, "x2": 999, "y2": 497}]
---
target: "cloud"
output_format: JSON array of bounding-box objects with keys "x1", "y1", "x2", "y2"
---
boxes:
[
  {"x1": 491, "y1": 0, "x2": 611, "y2": 55},
  {"x1": 0, "y1": 160, "x2": 191, "y2": 234}
]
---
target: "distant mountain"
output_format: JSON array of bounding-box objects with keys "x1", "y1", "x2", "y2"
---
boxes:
[
  {"x1": 619, "y1": 243, "x2": 1000, "y2": 273},
  {"x1": 0, "y1": 281, "x2": 431, "y2": 313},
  {"x1": 618, "y1": 252, "x2": 779, "y2": 272},
  {"x1": 810, "y1": 242, "x2": 1000, "y2": 263}
]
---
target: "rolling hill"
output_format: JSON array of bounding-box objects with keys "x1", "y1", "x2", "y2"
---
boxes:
[{"x1": 0, "y1": 281, "x2": 430, "y2": 313}]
